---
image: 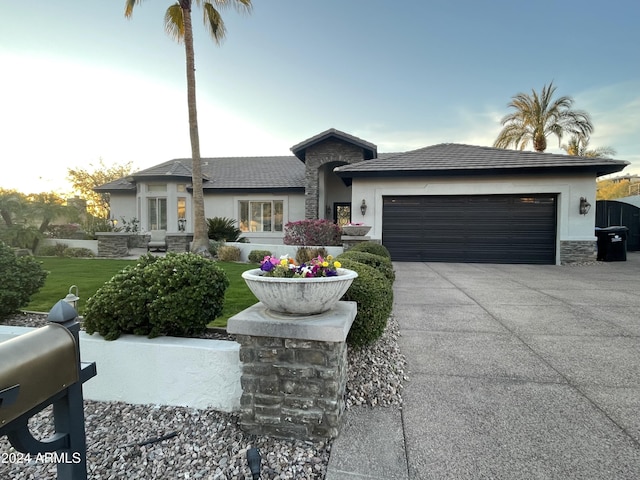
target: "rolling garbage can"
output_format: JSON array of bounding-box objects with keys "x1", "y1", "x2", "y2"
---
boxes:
[{"x1": 595, "y1": 226, "x2": 628, "y2": 261}]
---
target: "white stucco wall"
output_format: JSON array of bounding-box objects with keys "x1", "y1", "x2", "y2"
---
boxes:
[
  {"x1": 0, "y1": 326, "x2": 242, "y2": 412},
  {"x1": 109, "y1": 192, "x2": 137, "y2": 224},
  {"x1": 204, "y1": 193, "x2": 305, "y2": 244},
  {"x1": 351, "y1": 172, "x2": 598, "y2": 263}
]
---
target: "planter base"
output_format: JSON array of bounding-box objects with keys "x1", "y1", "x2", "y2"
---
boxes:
[{"x1": 228, "y1": 301, "x2": 357, "y2": 441}]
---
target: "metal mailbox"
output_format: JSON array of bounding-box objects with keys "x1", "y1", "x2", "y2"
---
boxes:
[{"x1": 0, "y1": 324, "x2": 80, "y2": 426}]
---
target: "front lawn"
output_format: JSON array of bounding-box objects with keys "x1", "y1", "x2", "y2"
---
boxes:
[{"x1": 24, "y1": 257, "x2": 257, "y2": 328}]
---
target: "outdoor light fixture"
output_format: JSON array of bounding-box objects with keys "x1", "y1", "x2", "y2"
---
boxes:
[
  {"x1": 579, "y1": 197, "x2": 591, "y2": 215},
  {"x1": 63, "y1": 285, "x2": 80, "y2": 311},
  {"x1": 246, "y1": 447, "x2": 261, "y2": 480},
  {"x1": 108, "y1": 218, "x2": 118, "y2": 228},
  {"x1": 360, "y1": 199, "x2": 368, "y2": 216},
  {"x1": 178, "y1": 217, "x2": 187, "y2": 232}
]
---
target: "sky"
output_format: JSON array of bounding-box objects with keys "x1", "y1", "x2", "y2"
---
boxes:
[{"x1": 1, "y1": 0, "x2": 639, "y2": 194}]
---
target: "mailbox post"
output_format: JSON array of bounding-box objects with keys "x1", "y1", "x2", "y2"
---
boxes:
[{"x1": 0, "y1": 300, "x2": 96, "y2": 480}]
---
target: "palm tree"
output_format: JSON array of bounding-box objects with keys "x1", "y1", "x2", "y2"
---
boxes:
[
  {"x1": 562, "y1": 135, "x2": 616, "y2": 158},
  {"x1": 124, "y1": 0, "x2": 252, "y2": 254},
  {"x1": 494, "y1": 82, "x2": 594, "y2": 152}
]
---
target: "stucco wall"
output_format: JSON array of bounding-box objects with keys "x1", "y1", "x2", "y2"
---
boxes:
[
  {"x1": 0, "y1": 326, "x2": 242, "y2": 412},
  {"x1": 350, "y1": 172, "x2": 598, "y2": 264}
]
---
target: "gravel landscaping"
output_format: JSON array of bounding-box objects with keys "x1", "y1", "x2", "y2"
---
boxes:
[{"x1": 0, "y1": 313, "x2": 407, "y2": 479}]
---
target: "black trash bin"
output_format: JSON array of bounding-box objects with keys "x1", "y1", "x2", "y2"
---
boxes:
[{"x1": 595, "y1": 226, "x2": 628, "y2": 261}]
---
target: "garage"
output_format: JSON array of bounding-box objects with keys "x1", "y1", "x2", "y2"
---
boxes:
[{"x1": 382, "y1": 194, "x2": 557, "y2": 264}]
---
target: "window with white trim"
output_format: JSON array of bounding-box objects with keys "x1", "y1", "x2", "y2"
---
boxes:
[
  {"x1": 148, "y1": 198, "x2": 167, "y2": 230},
  {"x1": 239, "y1": 200, "x2": 283, "y2": 232}
]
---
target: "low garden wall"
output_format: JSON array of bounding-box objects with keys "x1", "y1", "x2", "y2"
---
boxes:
[
  {"x1": 37, "y1": 238, "x2": 99, "y2": 256},
  {"x1": 227, "y1": 242, "x2": 343, "y2": 263},
  {"x1": 0, "y1": 326, "x2": 242, "y2": 412}
]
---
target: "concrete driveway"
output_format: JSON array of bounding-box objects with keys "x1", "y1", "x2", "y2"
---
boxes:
[{"x1": 328, "y1": 253, "x2": 640, "y2": 479}]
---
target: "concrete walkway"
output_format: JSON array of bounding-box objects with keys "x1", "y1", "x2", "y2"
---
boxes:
[{"x1": 327, "y1": 253, "x2": 640, "y2": 479}]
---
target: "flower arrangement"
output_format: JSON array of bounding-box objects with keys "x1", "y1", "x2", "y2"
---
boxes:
[{"x1": 260, "y1": 254, "x2": 342, "y2": 278}]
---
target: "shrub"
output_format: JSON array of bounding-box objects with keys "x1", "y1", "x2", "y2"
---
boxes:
[
  {"x1": 348, "y1": 241, "x2": 391, "y2": 259},
  {"x1": 248, "y1": 249, "x2": 272, "y2": 264},
  {"x1": 83, "y1": 252, "x2": 229, "y2": 340},
  {"x1": 63, "y1": 247, "x2": 95, "y2": 258},
  {"x1": 208, "y1": 240, "x2": 225, "y2": 257},
  {"x1": 38, "y1": 243, "x2": 69, "y2": 257},
  {"x1": 217, "y1": 245, "x2": 241, "y2": 262},
  {"x1": 295, "y1": 246, "x2": 328, "y2": 264},
  {"x1": 207, "y1": 217, "x2": 243, "y2": 242},
  {"x1": 338, "y1": 250, "x2": 395, "y2": 283},
  {"x1": 338, "y1": 258, "x2": 393, "y2": 348},
  {"x1": 283, "y1": 220, "x2": 342, "y2": 246},
  {"x1": 0, "y1": 241, "x2": 48, "y2": 319}
]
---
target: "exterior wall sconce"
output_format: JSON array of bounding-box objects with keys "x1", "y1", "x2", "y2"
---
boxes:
[
  {"x1": 579, "y1": 197, "x2": 591, "y2": 215},
  {"x1": 108, "y1": 218, "x2": 118, "y2": 229},
  {"x1": 360, "y1": 199, "x2": 368, "y2": 216},
  {"x1": 178, "y1": 217, "x2": 187, "y2": 231},
  {"x1": 63, "y1": 285, "x2": 80, "y2": 311}
]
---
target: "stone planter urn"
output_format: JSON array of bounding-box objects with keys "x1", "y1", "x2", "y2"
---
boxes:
[
  {"x1": 341, "y1": 225, "x2": 372, "y2": 236},
  {"x1": 241, "y1": 268, "x2": 358, "y2": 316}
]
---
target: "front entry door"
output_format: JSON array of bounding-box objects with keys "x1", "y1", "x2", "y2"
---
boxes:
[{"x1": 334, "y1": 203, "x2": 351, "y2": 226}]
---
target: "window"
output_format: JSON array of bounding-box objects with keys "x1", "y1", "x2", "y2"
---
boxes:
[
  {"x1": 239, "y1": 200, "x2": 283, "y2": 232},
  {"x1": 148, "y1": 184, "x2": 167, "y2": 192},
  {"x1": 177, "y1": 197, "x2": 186, "y2": 219},
  {"x1": 148, "y1": 198, "x2": 167, "y2": 230},
  {"x1": 177, "y1": 184, "x2": 186, "y2": 193}
]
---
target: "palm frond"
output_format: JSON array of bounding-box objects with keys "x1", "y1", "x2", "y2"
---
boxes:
[
  {"x1": 202, "y1": 2, "x2": 226, "y2": 43},
  {"x1": 164, "y1": 4, "x2": 185, "y2": 42},
  {"x1": 124, "y1": 0, "x2": 144, "y2": 18}
]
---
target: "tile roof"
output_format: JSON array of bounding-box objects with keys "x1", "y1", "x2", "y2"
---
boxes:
[
  {"x1": 291, "y1": 128, "x2": 377, "y2": 161},
  {"x1": 96, "y1": 156, "x2": 305, "y2": 192},
  {"x1": 335, "y1": 143, "x2": 628, "y2": 178}
]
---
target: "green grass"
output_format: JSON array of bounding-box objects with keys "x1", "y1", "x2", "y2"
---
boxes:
[{"x1": 25, "y1": 257, "x2": 258, "y2": 329}]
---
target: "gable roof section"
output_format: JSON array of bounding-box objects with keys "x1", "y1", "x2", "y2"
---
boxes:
[
  {"x1": 291, "y1": 128, "x2": 377, "y2": 161},
  {"x1": 95, "y1": 156, "x2": 305, "y2": 193},
  {"x1": 335, "y1": 143, "x2": 629, "y2": 182}
]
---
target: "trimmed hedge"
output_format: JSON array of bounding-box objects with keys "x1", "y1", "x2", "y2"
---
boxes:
[
  {"x1": 84, "y1": 252, "x2": 229, "y2": 340},
  {"x1": 338, "y1": 250, "x2": 395, "y2": 284},
  {"x1": 339, "y1": 258, "x2": 393, "y2": 347},
  {"x1": 0, "y1": 241, "x2": 48, "y2": 319},
  {"x1": 348, "y1": 241, "x2": 391, "y2": 259},
  {"x1": 248, "y1": 250, "x2": 273, "y2": 264}
]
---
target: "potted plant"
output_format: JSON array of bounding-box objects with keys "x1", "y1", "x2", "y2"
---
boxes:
[{"x1": 241, "y1": 255, "x2": 357, "y2": 316}]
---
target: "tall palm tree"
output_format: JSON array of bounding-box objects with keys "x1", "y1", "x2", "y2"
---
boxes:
[
  {"x1": 562, "y1": 135, "x2": 616, "y2": 158},
  {"x1": 493, "y1": 82, "x2": 594, "y2": 152},
  {"x1": 125, "y1": 0, "x2": 252, "y2": 254}
]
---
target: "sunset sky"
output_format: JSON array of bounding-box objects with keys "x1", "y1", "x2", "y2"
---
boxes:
[{"x1": 1, "y1": 0, "x2": 638, "y2": 194}]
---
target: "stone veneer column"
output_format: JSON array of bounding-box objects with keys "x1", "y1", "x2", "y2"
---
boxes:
[
  {"x1": 304, "y1": 140, "x2": 366, "y2": 219},
  {"x1": 96, "y1": 233, "x2": 129, "y2": 258},
  {"x1": 227, "y1": 301, "x2": 357, "y2": 441},
  {"x1": 560, "y1": 240, "x2": 597, "y2": 264},
  {"x1": 165, "y1": 233, "x2": 193, "y2": 253}
]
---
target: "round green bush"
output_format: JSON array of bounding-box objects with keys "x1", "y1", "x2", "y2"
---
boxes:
[
  {"x1": 0, "y1": 241, "x2": 48, "y2": 319},
  {"x1": 84, "y1": 252, "x2": 230, "y2": 340},
  {"x1": 339, "y1": 258, "x2": 393, "y2": 348},
  {"x1": 248, "y1": 249, "x2": 273, "y2": 264},
  {"x1": 338, "y1": 250, "x2": 395, "y2": 284},
  {"x1": 348, "y1": 241, "x2": 391, "y2": 259}
]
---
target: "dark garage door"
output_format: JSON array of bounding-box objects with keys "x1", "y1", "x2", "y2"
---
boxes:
[{"x1": 383, "y1": 194, "x2": 557, "y2": 264}]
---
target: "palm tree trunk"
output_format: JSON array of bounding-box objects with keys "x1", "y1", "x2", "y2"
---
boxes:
[{"x1": 182, "y1": 2, "x2": 210, "y2": 254}]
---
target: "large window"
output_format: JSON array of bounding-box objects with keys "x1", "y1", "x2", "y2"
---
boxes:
[
  {"x1": 148, "y1": 198, "x2": 167, "y2": 230},
  {"x1": 239, "y1": 200, "x2": 283, "y2": 232}
]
